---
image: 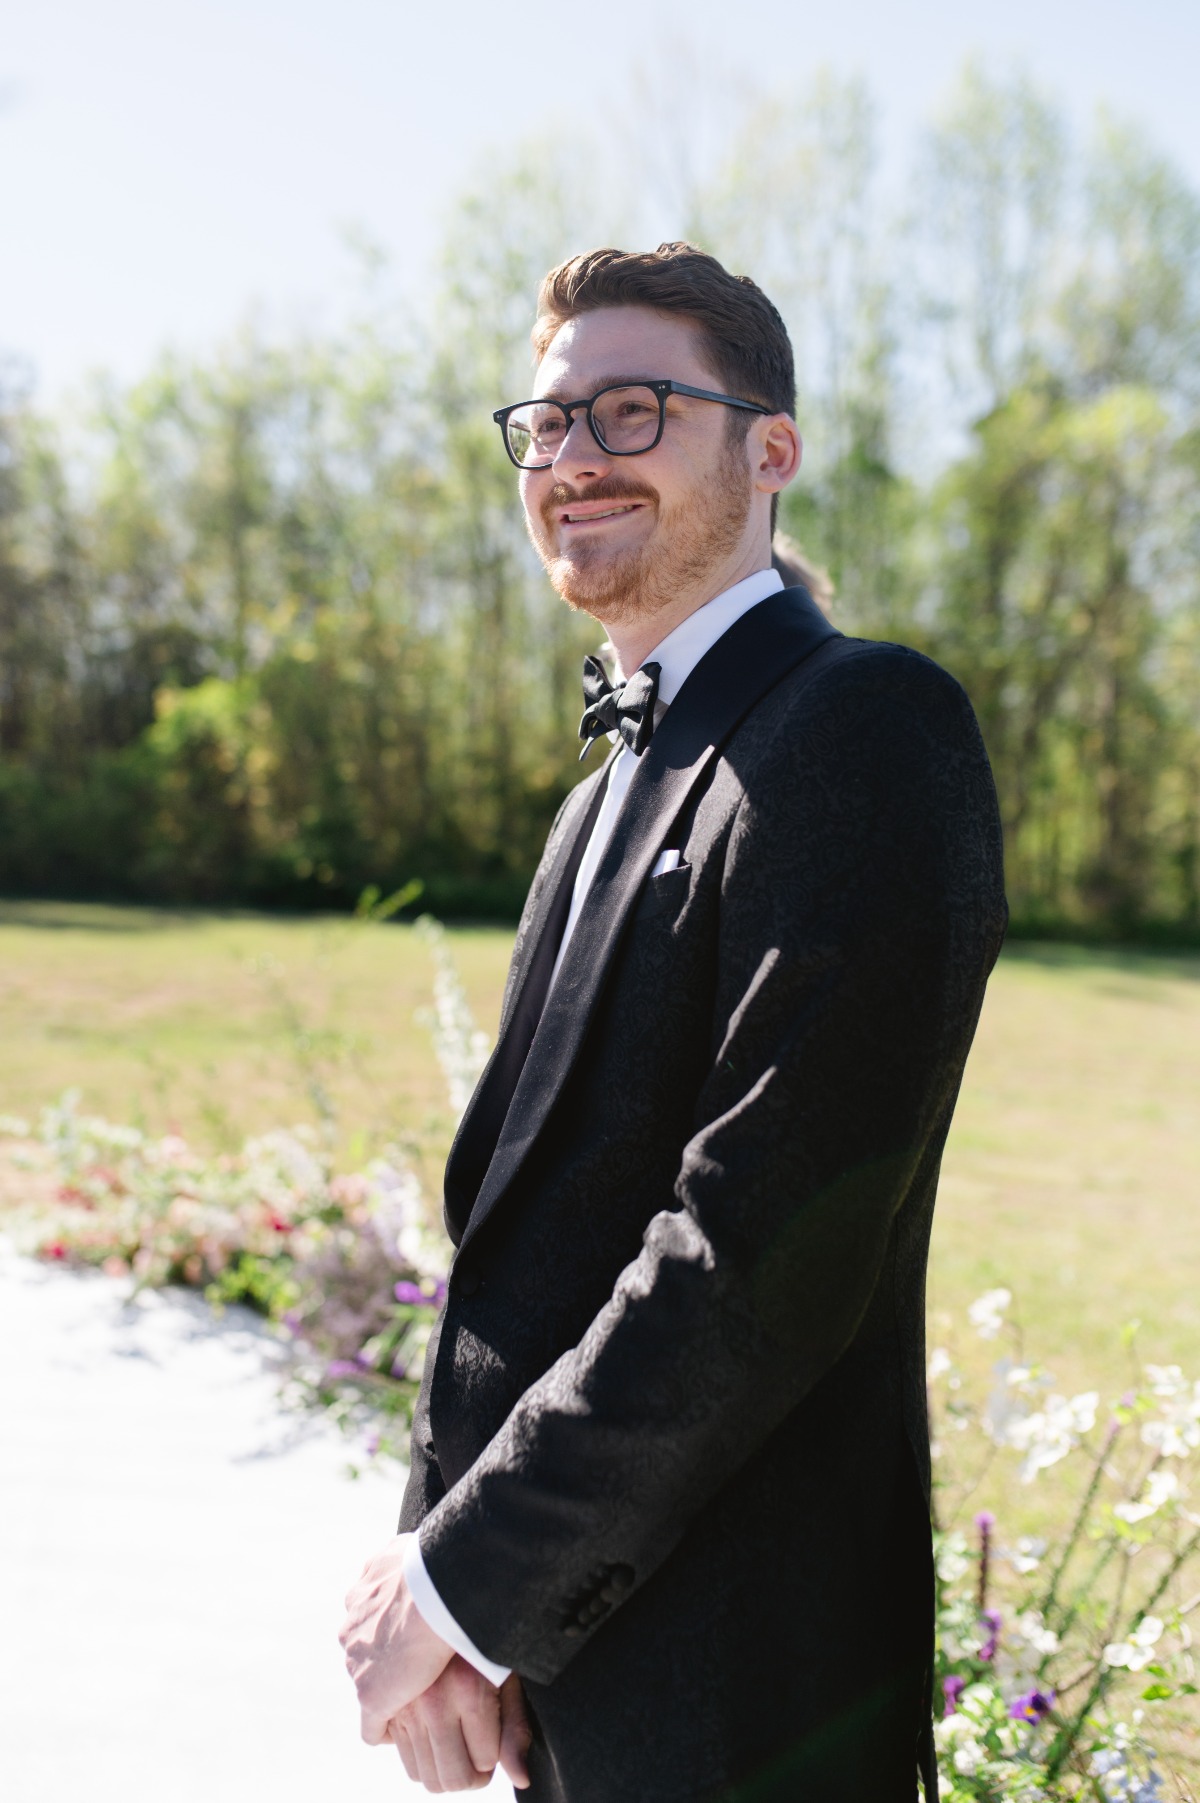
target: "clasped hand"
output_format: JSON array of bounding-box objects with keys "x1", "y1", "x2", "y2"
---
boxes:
[{"x1": 339, "y1": 1535, "x2": 531, "y2": 1793}]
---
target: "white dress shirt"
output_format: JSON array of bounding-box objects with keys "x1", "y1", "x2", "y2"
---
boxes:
[
  {"x1": 547, "y1": 566, "x2": 784, "y2": 990},
  {"x1": 404, "y1": 565, "x2": 785, "y2": 1684}
]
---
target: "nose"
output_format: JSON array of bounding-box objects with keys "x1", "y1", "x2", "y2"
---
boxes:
[{"x1": 551, "y1": 406, "x2": 612, "y2": 486}]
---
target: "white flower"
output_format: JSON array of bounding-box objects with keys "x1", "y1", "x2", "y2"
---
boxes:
[
  {"x1": 935, "y1": 1706, "x2": 989, "y2": 1778},
  {"x1": 984, "y1": 1360, "x2": 1042, "y2": 1443},
  {"x1": 1140, "y1": 1373, "x2": 1200, "y2": 1458},
  {"x1": 1103, "y1": 1616, "x2": 1164, "y2": 1671},
  {"x1": 417, "y1": 918, "x2": 492, "y2": 1117},
  {"x1": 1013, "y1": 1609, "x2": 1059, "y2": 1656},
  {"x1": 936, "y1": 1533, "x2": 971, "y2": 1583},
  {"x1": 953, "y1": 1735, "x2": 986, "y2": 1776},
  {"x1": 969, "y1": 1288, "x2": 1012, "y2": 1339},
  {"x1": 1114, "y1": 1468, "x2": 1180, "y2": 1524},
  {"x1": 927, "y1": 1346, "x2": 952, "y2": 1382},
  {"x1": 1004, "y1": 1391, "x2": 1099, "y2": 1481},
  {"x1": 1005, "y1": 1535, "x2": 1046, "y2": 1575}
]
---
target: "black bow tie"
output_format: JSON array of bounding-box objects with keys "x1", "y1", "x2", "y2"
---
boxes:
[{"x1": 578, "y1": 656, "x2": 662, "y2": 760}]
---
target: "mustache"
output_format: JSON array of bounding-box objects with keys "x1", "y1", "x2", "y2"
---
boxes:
[{"x1": 542, "y1": 474, "x2": 658, "y2": 525}]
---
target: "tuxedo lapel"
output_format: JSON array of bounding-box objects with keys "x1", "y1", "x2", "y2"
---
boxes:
[
  {"x1": 454, "y1": 587, "x2": 838, "y2": 1258},
  {"x1": 442, "y1": 756, "x2": 613, "y2": 1243}
]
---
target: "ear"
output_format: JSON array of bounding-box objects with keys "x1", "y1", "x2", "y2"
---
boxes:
[{"x1": 752, "y1": 414, "x2": 802, "y2": 495}]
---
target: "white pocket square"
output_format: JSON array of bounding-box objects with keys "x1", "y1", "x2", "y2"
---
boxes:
[{"x1": 650, "y1": 848, "x2": 683, "y2": 877}]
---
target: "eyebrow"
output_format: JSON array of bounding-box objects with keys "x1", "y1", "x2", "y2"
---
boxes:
[{"x1": 534, "y1": 374, "x2": 668, "y2": 402}]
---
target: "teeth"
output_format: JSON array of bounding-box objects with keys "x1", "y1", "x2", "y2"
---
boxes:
[{"x1": 565, "y1": 505, "x2": 636, "y2": 522}]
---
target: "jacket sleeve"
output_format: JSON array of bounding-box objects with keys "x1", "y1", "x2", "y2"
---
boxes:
[{"x1": 415, "y1": 645, "x2": 1008, "y2": 1681}]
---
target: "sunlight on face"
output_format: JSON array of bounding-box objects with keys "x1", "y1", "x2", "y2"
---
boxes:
[{"x1": 520, "y1": 307, "x2": 755, "y2": 627}]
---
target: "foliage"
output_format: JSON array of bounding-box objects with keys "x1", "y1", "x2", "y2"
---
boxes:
[
  {"x1": 929, "y1": 1290, "x2": 1199, "y2": 1799},
  {"x1": 0, "y1": 68, "x2": 1198, "y2": 933}
]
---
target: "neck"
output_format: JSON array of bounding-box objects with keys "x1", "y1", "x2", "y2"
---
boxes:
[{"x1": 600, "y1": 538, "x2": 771, "y2": 676}]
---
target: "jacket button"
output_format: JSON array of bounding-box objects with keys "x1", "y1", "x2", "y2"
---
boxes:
[{"x1": 455, "y1": 1261, "x2": 481, "y2": 1298}]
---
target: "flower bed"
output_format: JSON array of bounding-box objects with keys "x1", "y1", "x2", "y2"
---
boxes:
[
  {"x1": 929, "y1": 1290, "x2": 1198, "y2": 1798},
  {"x1": 0, "y1": 918, "x2": 477, "y2": 1463}
]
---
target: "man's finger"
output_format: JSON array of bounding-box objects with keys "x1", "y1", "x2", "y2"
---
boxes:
[
  {"x1": 455, "y1": 1666, "x2": 501, "y2": 1776},
  {"x1": 359, "y1": 1704, "x2": 392, "y2": 1748},
  {"x1": 403, "y1": 1710, "x2": 444, "y2": 1793},
  {"x1": 389, "y1": 1720, "x2": 419, "y2": 1783},
  {"x1": 419, "y1": 1676, "x2": 491, "y2": 1793},
  {"x1": 499, "y1": 1673, "x2": 533, "y2": 1789}
]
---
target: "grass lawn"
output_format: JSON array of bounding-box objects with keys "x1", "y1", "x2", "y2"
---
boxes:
[
  {"x1": 3, "y1": 903, "x2": 1198, "y2": 1387},
  {"x1": 2, "y1": 902, "x2": 1197, "y2": 1771},
  {"x1": 0, "y1": 901, "x2": 507, "y2": 1205},
  {"x1": 933, "y1": 940, "x2": 1200, "y2": 1385},
  {"x1": 3, "y1": 905, "x2": 1197, "y2": 1374}
]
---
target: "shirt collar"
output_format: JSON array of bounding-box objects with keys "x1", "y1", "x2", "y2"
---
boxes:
[{"x1": 632, "y1": 567, "x2": 784, "y2": 706}]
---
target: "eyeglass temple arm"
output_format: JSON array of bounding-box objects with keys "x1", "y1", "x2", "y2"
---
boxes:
[{"x1": 665, "y1": 382, "x2": 772, "y2": 415}]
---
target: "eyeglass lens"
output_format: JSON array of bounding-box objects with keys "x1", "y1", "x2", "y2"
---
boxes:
[{"x1": 505, "y1": 386, "x2": 662, "y2": 466}]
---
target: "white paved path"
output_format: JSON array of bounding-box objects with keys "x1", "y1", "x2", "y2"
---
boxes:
[{"x1": 0, "y1": 1243, "x2": 508, "y2": 1802}]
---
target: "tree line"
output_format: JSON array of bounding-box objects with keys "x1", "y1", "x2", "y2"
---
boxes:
[{"x1": 2, "y1": 65, "x2": 1198, "y2": 934}]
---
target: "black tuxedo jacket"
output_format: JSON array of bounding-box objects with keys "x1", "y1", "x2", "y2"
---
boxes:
[{"x1": 399, "y1": 589, "x2": 1007, "y2": 1802}]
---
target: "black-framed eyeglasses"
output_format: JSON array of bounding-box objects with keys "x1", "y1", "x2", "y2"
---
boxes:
[{"x1": 492, "y1": 379, "x2": 772, "y2": 470}]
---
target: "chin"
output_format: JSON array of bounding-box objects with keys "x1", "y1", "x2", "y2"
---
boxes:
[{"x1": 547, "y1": 548, "x2": 653, "y2": 622}]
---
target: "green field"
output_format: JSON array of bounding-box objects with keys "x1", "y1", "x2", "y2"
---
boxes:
[
  {"x1": 3, "y1": 902, "x2": 1197, "y2": 1775},
  {"x1": 2, "y1": 902, "x2": 1198, "y2": 1391},
  {"x1": 0, "y1": 901, "x2": 509, "y2": 1206}
]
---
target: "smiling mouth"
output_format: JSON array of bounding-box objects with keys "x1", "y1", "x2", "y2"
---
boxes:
[{"x1": 562, "y1": 503, "x2": 644, "y2": 525}]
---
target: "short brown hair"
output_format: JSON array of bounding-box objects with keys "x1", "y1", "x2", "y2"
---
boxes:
[{"x1": 533, "y1": 242, "x2": 796, "y2": 421}]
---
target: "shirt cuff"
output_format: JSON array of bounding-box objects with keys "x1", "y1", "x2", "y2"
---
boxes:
[{"x1": 400, "y1": 1531, "x2": 511, "y2": 1688}]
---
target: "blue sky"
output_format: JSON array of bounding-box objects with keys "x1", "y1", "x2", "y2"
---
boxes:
[{"x1": 2, "y1": 0, "x2": 1196, "y2": 397}]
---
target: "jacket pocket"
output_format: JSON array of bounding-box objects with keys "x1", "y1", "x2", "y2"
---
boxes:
[{"x1": 635, "y1": 861, "x2": 692, "y2": 922}]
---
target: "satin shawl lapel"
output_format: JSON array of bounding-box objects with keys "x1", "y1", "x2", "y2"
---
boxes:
[
  {"x1": 455, "y1": 587, "x2": 839, "y2": 1258},
  {"x1": 442, "y1": 757, "x2": 614, "y2": 1244}
]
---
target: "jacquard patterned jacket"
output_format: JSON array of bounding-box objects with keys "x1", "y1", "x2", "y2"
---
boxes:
[{"x1": 399, "y1": 588, "x2": 1008, "y2": 1803}]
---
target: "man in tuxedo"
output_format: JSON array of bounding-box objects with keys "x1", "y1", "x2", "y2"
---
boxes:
[{"x1": 340, "y1": 243, "x2": 1007, "y2": 1801}]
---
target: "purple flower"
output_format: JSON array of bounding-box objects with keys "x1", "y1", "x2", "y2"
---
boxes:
[
  {"x1": 390, "y1": 1356, "x2": 408, "y2": 1379},
  {"x1": 282, "y1": 1309, "x2": 302, "y2": 1334},
  {"x1": 364, "y1": 1431, "x2": 381, "y2": 1458},
  {"x1": 943, "y1": 1675, "x2": 966, "y2": 1716},
  {"x1": 325, "y1": 1359, "x2": 362, "y2": 1380},
  {"x1": 1009, "y1": 1689, "x2": 1055, "y2": 1724},
  {"x1": 980, "y1": 1608, "x2": 1002, "y2": 1662},
  {"x1": 974, "y1": 1510, "x2": 996, "y2": 1533},
  {"x1": 394, "y1": 1277, "x2": 448, "y2": 1308}
]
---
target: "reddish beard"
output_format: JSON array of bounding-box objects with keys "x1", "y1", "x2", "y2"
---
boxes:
[{"x1": 529, "y1": 446, "x2": 751, "y2": 627}]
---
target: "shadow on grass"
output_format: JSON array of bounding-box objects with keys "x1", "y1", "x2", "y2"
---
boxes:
[
  {"x1": 1002, "y1": 938, "x2": 1200, "y2": 985},
  {"x1": 0, "y1": 901, "x2": 334, "y2": 934}
]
